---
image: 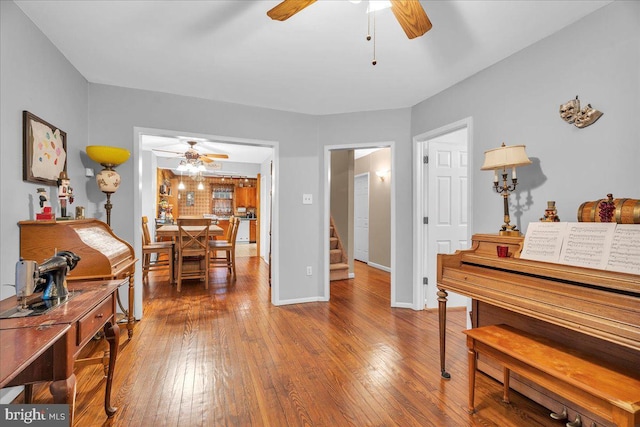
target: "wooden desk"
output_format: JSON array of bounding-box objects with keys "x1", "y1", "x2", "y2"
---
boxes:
[
  {"x1": 156, "y1": 224, "x2": 223, "y2": 240},
  {"x1": 18, "y1": 219, "x2": 137, "y2": 339},
  {"x1": 0, "y1": 279, "x2": 126, "y2": 425}
]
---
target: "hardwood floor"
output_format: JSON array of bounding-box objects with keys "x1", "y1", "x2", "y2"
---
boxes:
[{"x1": 21, "y1": 258, "x2": 562, "y2": 426}]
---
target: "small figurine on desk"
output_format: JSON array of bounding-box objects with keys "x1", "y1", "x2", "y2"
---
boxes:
[
  {"x1": 36, "y1": 188, "x2": 55, "y2": 220},
  {"x1": 57, "y1": 171, "x2": 74, "y2": 219}
]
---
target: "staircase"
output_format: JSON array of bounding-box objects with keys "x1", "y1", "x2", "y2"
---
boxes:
[{"x1": 329, "y1": 216, "x2": 349, "y2": 281}]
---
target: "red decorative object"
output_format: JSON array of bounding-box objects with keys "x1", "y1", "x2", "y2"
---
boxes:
[
  {"x1": 36, "y1": 207, "x2": 55, "y2": 220},
  {"x1": 598, "y1": 193, "x2": 615, "y2": 222}
]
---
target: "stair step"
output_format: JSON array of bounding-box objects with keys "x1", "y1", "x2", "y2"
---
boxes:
[
  {"x1": 329, "y1": 263, "x2": 349, "y2": 281},
  {"x1": 330, "y1": 249, "x2": 342, "y2": 264},
  {"x1": 329, "y1": 237, "x2": 338, "y2": 249}
]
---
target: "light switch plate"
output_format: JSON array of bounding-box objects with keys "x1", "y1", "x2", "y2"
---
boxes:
[{"x1": 302, "y1": 194, "x2": 312, "y2": 204}]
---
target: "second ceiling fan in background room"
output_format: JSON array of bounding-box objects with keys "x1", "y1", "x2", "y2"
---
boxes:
[
  {"x1": 153, "y1": 140, "x2": 228, "y2": 165},
  {"x1": 267, "y1": 0, "x2": 432, "y2": 65}
]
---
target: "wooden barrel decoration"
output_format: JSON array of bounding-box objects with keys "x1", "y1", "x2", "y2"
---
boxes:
[{"x1": 577, "y1": 196, "x2": 640, "y2": 224}]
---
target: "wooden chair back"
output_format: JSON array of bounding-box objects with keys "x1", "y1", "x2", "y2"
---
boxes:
[
  {"x1": 228, "y1": 217, "x2": 240, "y2": 247},
  {"x1": 223, "y1": 216, "x2": 235, "y2": 242},
  {"x1": 177, "y1": 218, "x2": 211, "y2": 255},
  {"x1": 142, "y1": 216, "x2": 152, "y2": 245}
]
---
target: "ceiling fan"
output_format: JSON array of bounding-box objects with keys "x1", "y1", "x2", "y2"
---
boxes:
[
  {"x1": 152, "y1": 140, "x2": 228, "y2": 163},
  {"x1": 267, "y1": 0, "x2": 433, "y2": 39}
]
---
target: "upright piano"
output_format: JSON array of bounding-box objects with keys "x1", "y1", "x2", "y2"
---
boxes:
[
  {"x1": 19, "y1": 219, "x2": 137, "y2": 338},
  {"x1": 437, "y1": 234, "x2": 640, "y2": 426}
]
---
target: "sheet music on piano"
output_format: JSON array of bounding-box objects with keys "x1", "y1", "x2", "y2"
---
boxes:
[
  {"x1": 607, "y1": 224, "x2": 640, "y2": 274},
  {"x1": 521, "y1": 222, "x2": 640, "y2": 274},
  {"x1": 519, "y1": 222, "x2": 567, "y2": 263}
]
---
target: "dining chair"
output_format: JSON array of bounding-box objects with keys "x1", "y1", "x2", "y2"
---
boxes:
[
  {"x1": 209, "y1": 216, "x2": 240, "y2": 279},
  {"x1": 176, "y1": 217, "x2": 211, "y2": 291},
  {"x1": 142, "y1": 216, "x2": 174, "y2": 283}
]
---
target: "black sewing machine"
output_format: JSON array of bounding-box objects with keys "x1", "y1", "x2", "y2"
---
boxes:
[{"x1": 1, "y1": 251, "x2": 81, "y2": 318}]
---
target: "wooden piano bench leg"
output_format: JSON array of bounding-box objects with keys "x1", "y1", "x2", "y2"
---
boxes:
[
  {"x1": 502, "y1": 366, "x2": 510, "y2": 403},
  {"x1": 467, "y1": 336, "x2": 477, "y2": 414}
]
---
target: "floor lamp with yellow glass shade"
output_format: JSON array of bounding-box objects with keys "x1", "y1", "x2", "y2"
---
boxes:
[{"x1": 86, "y1": 145, "x2": 131, "y2": 226}]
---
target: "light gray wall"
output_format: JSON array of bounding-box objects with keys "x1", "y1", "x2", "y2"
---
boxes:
[
  {"x1": 0, "y1": 0, "x2": 89, "y2": 403},
  {"x1": 412, "y1": 1, "x2": 640, "y2": 234},
  {"x1": 1, "y1": 0, "x2": 89, "y2": 297}
]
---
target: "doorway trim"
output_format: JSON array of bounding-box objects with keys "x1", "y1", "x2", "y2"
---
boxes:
[
  {"x1": 412, "y1": 117, "x2": 474, "y2": 309},
  {"x1": 133, "y1": 126, "x2": 280, "y2": 317},
  {"x1": 323, "y1": 141, "x2": 396, "y2": 305}
]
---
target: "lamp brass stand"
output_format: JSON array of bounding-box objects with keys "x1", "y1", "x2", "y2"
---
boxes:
[{"x1": 494, "y1": 171, "x2": 520, "y2": 236}]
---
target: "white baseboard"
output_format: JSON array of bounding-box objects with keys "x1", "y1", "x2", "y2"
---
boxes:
[
  {"x1": 368, "y1": 262, "x2": 390, "y2": 272},
  {"x1": 274, "y1": 296, "x2": 328, "y2": 305}
]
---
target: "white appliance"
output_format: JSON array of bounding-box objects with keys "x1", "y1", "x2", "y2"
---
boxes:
[{"x1": 237, "y1": 219, "x2": 250, "y2": 243}]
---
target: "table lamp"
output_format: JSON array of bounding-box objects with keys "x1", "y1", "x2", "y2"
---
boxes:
[
  {"x1": 480, "y1": 143, "x2": 532, "y2": 236},
  {"x1": 86, "y1": 145, "x2": 131, "y2": 226}
]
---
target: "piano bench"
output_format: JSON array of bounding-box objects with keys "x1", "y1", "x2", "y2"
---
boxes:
[{"x1": 463, "y1": 324, "x2": 640, "y2": 427}]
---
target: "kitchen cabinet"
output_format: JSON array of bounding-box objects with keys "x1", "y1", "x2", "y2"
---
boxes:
[{"x1": 235, "y1": 187, "x2": 256, "y2": 209}]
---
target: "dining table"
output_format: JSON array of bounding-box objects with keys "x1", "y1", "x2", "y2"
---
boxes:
[
  {"x1": 155, "y1": 223, "x2": 224, "y2": 282},
  {"x1": 155, "y1": 223, "x2": 224, "y2": 240}
]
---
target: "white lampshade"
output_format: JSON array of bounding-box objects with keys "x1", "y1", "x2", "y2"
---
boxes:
[{"x1": 481, "y1": 144, "x2": 532, "y2": 170}]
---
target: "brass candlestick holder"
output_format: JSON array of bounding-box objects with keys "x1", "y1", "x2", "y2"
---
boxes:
[{"x1": 493, "y1": 170, "x2": 520, "y2": 236}]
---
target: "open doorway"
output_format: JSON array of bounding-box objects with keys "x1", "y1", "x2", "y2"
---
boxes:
[
  {"x1": 413, "y1": 118, "x2": 473, "y2": 310},
  {"x1": 323, "y1": 142, "x2": 397, "y2": 305},
  {"x1": 131, "y1": 126, "x2": 278, "y2": 318}
]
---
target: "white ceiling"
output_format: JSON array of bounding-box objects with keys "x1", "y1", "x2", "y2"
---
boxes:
[{"x1": 15, "y1": 0, "x2": 612, "y2": 164}]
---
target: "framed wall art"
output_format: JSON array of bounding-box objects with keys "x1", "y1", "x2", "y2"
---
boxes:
[{"x1": 23, "y1": 111, "x2": 67, "y2": 186}]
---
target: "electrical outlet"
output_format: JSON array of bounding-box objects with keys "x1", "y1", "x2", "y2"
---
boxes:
[
  {"x1": 306, "y1": 266, "x2": 312, "y2": 276},
  {"x1": 302, "y1": 194, "x2": 312, "y2": 205}
]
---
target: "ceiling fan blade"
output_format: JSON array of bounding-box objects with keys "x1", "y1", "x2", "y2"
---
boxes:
[
  {"x1": 267, "y1": 0, "x2": 317, "y2": 21},
  {"x1": 152, "y1": 149, "x2": 182, "y2": 155},
  {"x1": 390, "y1": 0, "x2": 432, "y2": 39},
  {"x1": 202, "y1": 153, "x2": 229, "y2": 160}
]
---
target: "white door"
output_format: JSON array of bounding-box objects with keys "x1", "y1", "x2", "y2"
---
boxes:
[
  {"x1": 424, "y1": 131, "x2": 469, "y2": 307},
  {"x1": 354, "y1": 173, "x2": 369, "y2": 263}
]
